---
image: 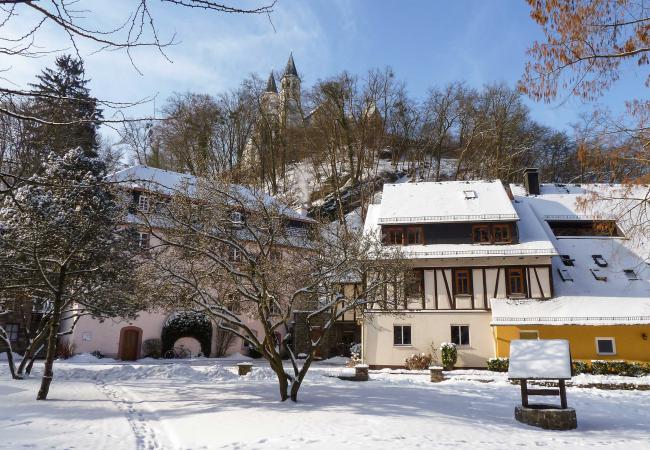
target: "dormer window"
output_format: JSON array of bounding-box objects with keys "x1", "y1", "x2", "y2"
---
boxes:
[
  {"x1": 592, "y1": 255, "x2": 608, "y2": 267},
  {"x1": 137, "y1": 194, "x2": 150, "y2": 212},
  {"x1": 624, "y1": 269, "x2": 639, "y2": 281},
  {"x1": 472, "y1": 225, "x2": 490, "y2": 244},
  {"x1": 492, "y1": 224, "x2": 512, "y2": 243},
  {"x1": 547, "y1": 220, "x2": 622, "y2": 237},
  {"x1": 560, "y1": 255, "x2": 575, "y2": 266},
  {"x1": 590, "y1": 268, "x2": 607, "y2": 281}
]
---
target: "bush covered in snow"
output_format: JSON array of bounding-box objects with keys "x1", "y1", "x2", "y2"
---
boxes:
[
  {"x1": 440, "y1": 343, "x2": 457, "y2": 370},
  {"x1": 143, "y1": 339, "x2": 162, "y2": 358},
  {"x1": 486, "y1": 357, "x2": 509, "y2": 372},
  {"x1": 404, "y1": 353, "x2": 433, "y2": 370}
]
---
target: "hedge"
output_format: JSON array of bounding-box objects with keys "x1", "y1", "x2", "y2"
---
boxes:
[{"x1": 486, "y1": 358, "x2": 650, "y2": 377}]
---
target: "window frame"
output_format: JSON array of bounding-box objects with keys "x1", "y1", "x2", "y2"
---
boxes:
[
  {"x1": 393, "y1": 325, "x2": 412, "y2": 346},
  {"x1": 450, "y1": 324, "x2": 470, "y2": 347},
  {"x1": 137, "y1": 193, "x2": 150, "y2": 213},
  {"x1": 472, "y1": 224, "x2": 491, "y2": 244},
  {"x1": 519, "y1": 330, "x2": 539, "y2": 340},
  {"x1": 137, "y1": 232, "x2": 150, "y2": 249},
  {"x1": 595, "y1": 337, "x2": 616, "y2": 355},
  {"x1": 382, "y1": 226, "x2": 404, "y2": 246},
  {"x1": 405, "y1": 226, "x2": 424, "y2": 245},
  {"x1": 492, "y1": 223, "x2": 512, "y2": 244},
  {"x1": 5, "y1": 323, "x2": 19, "y2": 342},
  {"x1": 506, "y1": 267, "x2": 527, "y2": 297},
  {"x1": 452, "y1": 268, "x2": 473, "y2": 297}
]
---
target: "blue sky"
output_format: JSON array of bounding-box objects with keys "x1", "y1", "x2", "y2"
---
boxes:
[{"x1": 8, "y1": 0, "x2": 643, "y2": 138}]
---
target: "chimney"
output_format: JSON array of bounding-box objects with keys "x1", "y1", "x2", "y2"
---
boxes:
[{"x1": 524, "y1": 168, "x2": 540, "y2": 196}]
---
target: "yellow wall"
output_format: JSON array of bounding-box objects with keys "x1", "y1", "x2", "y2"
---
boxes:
[{"x1": 494, "y1": 325, "x2": 650, "y2": 362}]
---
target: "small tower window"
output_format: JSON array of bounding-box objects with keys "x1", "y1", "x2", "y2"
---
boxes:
[{"x1": 592, "y1": 255, "x2": 608, "y2": 267}]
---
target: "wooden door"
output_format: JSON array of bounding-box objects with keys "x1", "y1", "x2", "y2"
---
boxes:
[{"x1": 120, "y1": 329, "x2": 139, "y2": 361}]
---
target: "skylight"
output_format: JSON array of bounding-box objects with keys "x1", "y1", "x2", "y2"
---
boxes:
[
  {"x1": 558, "y1": 268, "x2": 573, "y2": 282},
  {"x1": 624, "y1": 269, "x2": 639, "y2": 281},
  {"x1": 463, "y1": 190, "x2": 477, "y2": 199},
  {"x1": 590, "y1": 269, "x2": 607, "y2": 281},
  {"x1": 592, "y1": 255, "x2": 608, "y2": 267},
  {"x1": 560, "y1": 255, "x2": 575, "y2": 266}
]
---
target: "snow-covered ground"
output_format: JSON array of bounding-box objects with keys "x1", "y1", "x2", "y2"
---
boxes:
[{"x1": 2, "y1": 357, "x2": 650, "y2": 449}]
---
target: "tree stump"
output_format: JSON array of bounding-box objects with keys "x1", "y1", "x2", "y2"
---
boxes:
[
  {"x1": 237, "y1": 362, "x2": 253, "y2": 376},
  {"x1": 429, "y1": 366, "x2": 444, "y2": 382},
  {"x1": 355, "y1": 364, "x2": 369, "y2": 381}
]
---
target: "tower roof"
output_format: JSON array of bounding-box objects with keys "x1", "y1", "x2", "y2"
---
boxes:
[
  {"x1": 265, "y1": 72, "x2": 277, "y2": 93},
  {"x1": 283, "y1": 53, "x2": 299, "y2": 78}
]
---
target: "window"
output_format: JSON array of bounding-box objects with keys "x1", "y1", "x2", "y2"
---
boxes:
[
  {"x1": 560, "y1": 255, "x2": 575, "y2": 266},
  {"x1": 137, "y1": 194, "x2": 150, "y2": 212},
  {"x1": 5, "y1": 323, "x2": 19, "y2": 342},
  {"x1": 405, "y1": 269, "x2": 423, "y2": 297},
  {"x1": 558, "y1": 268, "x2": 573, "y2": 282},
  {"x1": 270, "y1": 249, "x2": 283, "y2": 261},
  {"x1": 450, "y1": 325, "x2": 470, "y2": 346},
  {"x1": 492, "y1": 224, "x2": 511, "y2": 243},
  {"x1": 590, "y1": 268, "x2": 607, "y2": 281},
  {"x1": 228, "y1": 247, "x2": 241, "y2": 262},
  {"x1": 463, "y1": 190, "x2": 477, "y2": 199},
  {"x1": 226, "y1": 293, "x2": 241, "y2": 314},
  {"x1": 624, "y1": 269, "x2": 639, "y2": 281},
  {"x1": 406, "y1": 227, "x2": 423, "y2": 245},
  {"x1": 595, "y1": 337, "x2": 616, "y2": 355},
  {"x1": 592, "y1": 254, "x2": 608, "y2": 267},
  {"x1": 137, "y1": 232, "x2": 150, "y2": 249},
  {"x1": 519, "y1": 330, "x2": 539, "y2": 340},
  {"x1": 453, "y1": 269, "x2": 472, "y2": 296},
  {"x1": 472, "y1": 225, "x2": 490, "y2": 244},
  {"x1": 506, "y1": 268, "x2": 526, "y2": 296},
  {"x1": 393, "y1": 325, "x2": 412, "y2": 346},
  {"x1": 382, "y1": 227, "x2": 404, "y2": 245}
]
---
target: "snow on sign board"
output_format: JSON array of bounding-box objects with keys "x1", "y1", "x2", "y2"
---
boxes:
[{"x1": 508, "y1": 339, "x2": 572, "y2": 380}]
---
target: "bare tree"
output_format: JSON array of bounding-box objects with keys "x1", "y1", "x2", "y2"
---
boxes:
[{"x1": 137, "y1": 176, "x2": 407, "y2": 401}]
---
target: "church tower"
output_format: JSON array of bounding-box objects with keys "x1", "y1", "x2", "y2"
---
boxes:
[
  {"x1": 261, "y1": 71, "x2": 280, "y2": 116},
  {"x1": 280, "y1": 53, "x2": 302, "y2": 127}
]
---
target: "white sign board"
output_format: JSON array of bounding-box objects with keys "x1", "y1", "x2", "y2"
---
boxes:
[{"x1": 508, "y1": 339, "x2": 571, "y2": 380}]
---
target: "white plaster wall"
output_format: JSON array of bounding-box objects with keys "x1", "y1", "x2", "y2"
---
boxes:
[{"x1": 363, "y1": 311, "x2": 494, "y2": 368}]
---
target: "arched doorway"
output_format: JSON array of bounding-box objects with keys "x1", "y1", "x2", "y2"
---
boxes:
[
  {"x1": 118, "y1": 326, "x2": 142, "y2": 361},
  {"x1": 161, "y1": 312, "x2": 212, "y2": 357}
]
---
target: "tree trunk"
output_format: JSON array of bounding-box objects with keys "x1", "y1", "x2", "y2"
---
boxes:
[
  {"x1": 37, "y1": 268, "x2": 66, "y2": 400},
  {"x1": 18, "y1": 328, "x2": 47, "y2": 375},
  {"x1": 289, "y1": 356, "x2": 314, "y2": 402},
  {"x1": 3, "y1": 348, "x2": 20, "y2": 380},
  {"x1": 267, "y1": 354, "x2": 289, "y2": 401}
]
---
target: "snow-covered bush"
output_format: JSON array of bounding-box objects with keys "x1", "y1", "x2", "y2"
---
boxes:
[
  {"x1": 404, "y1": 353, "x2": 433, "y2": 370},
  {"x1": 349, "y1": 342, "x2": 361, "y2": 356},
  {"x1": 486, "y1": 357, "x2": 509, "y2": 372},
  {"x1": 143, "y1": 339, "x2": 162, "y2": 358},
  {"x1": 90, "y1": 350, "x2": 105, "y2": 359},
  {"x1": 346, "y1": 352, "x2": 362, "y2": 368},
  {"x1": 440, "y1": 343, "x2": 457, "y2": 370}
]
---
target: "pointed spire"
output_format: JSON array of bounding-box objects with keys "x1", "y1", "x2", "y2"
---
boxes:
[
  {"x1": 265, "y1": 71, "x2": 277, "y2": 93},
  {"x1": 283, "y1": 52, "x2": 298, "y2": 78}
]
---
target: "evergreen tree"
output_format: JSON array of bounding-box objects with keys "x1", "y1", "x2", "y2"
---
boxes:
[
  {"x1": 24, "y1": 55, "x2": 103, "y2": 164},
  {"x1": 0, "y1": 148, "x2": 142, "y2": 399}
]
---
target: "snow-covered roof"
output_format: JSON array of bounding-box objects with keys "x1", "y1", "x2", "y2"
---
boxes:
[
  {"x1": 508, "y1": 339, "x2": 572, "y2": 380},
  {"x1": 509, "y1": 183, "x2": 650, "y2": 301},
  {"x1": 363, "y1": 184, "x2": 555, "y2": 259},
  {"x1": 491, "y1": 297, "x2": 650, "y2": 326},
  {"x1": 378, "y1": 180, "x2": 518, "y2": 224},
  {"x1": 108, "y1": 165, "x2": 311, "y2": 221}
]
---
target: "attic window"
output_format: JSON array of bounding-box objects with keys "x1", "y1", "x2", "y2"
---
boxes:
[
  {"x1": 547, "y1": 219, "x2": 622, "y2": 237},
  {"x1": 560, "y1": 255, "x2": 575, "y2": 266},
  {"x1": 590, "y1": 268, "x2": 607, "y2": 281},
  {"x1": 592, "y1": 255, "x2": 608, "y2": 267},
  {"x1": 463, "y1": 190, "x2": 477, "y2": 199},
  {"x1": 557, "y1": 268, "x2": 573, "y2": 282},
  {"x1": 137, "y1": 194, "x2": 150, "y2": 212},
  {"x1": 624, "y1": 269, "x2": 639, "y2": 281}
]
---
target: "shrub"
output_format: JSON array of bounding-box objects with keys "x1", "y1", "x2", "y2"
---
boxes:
[
  {"x1": 346, "y1": 352, "x2": 362, "y2": 368},
  {"x1": 90, "y1": 350, "x2": 105, "y2": 359},
  {"x1": 405, "y1": 353, "x2": 433, "y2": 370},
  {"x1": 142, "y1": 338, "x2": 162, "y2": 358},
  {"x1": 440, "y1": 342, "x2": 457, "y2": 370},
  {"x1": 590, "y1": 360, "x2": 650, "y2": 376},
  {"x1": 487, "y1": 357, "x2": 509, "y2": 372},
  {"x1": 247, "y1": 347, "x2": 262, "y2": 359},
  {"x1": 56, "y1": 341, "x2": 75, "y2": 359},
  {"x1": 572, "y1": 360, "x2": 590, "y2": 375}
]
